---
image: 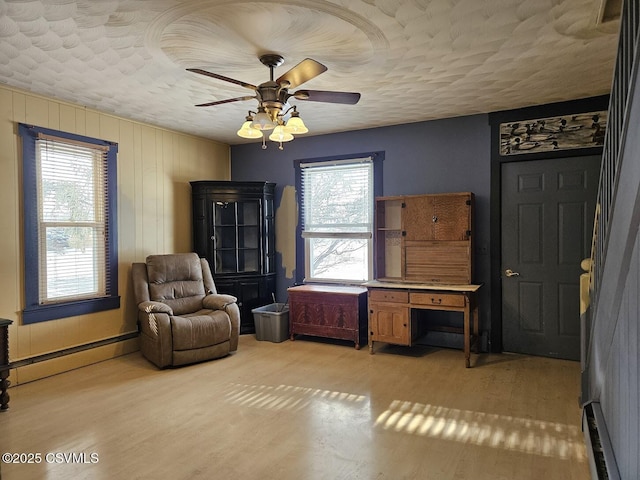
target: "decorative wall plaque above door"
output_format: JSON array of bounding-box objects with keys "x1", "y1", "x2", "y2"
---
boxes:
[{"x1": 500, "y1": 110, "x2": 608, "y2": 155}]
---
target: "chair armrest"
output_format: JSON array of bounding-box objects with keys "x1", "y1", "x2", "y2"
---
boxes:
[
  {"x1": 137, "y1": 310, "x2": 173, "y2": 368},
  {"x1": 203, "y1": 294, "x2": 237, "y2": 310},
  {"x1": 138, "y1": 301, "x2": 173, "y2": 315},
  {"x1": 225, "y1": 302, "x2": 241, "y2": 352}
]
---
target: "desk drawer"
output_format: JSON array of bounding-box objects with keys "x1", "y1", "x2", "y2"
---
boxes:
[
  {"x1": 410, "y1": 292, "x2": 466, "y2": 308},
  {"x1": 369, "y1": 289, "x2": 409, "y2": 303}
]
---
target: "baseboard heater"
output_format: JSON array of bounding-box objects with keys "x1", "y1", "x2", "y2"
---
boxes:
[
  {"x1": 582, "y1": 402, "x2": 620, "y2": 480},
  {"x1": 9, "y1": 332, "x2": 138, "y2": 369}
]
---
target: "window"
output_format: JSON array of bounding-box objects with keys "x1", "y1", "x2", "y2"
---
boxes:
[
  {"x1": 19, "y1": 124, "x2": 119, "y2": 323},
  {"x1": 297, "y1": 154, "x2": 381, "y2": 283}
]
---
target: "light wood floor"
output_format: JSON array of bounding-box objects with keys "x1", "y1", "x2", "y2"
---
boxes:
[{"x1": 0, "y1": 335, "x2": 589, "y2": 480}]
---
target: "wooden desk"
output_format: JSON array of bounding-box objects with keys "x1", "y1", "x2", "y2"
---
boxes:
[
  {"x1": 288, "y1": 285, "x2": 368, "y2": 349},
  {"x1": 0, "y1": 318, "x2": 12, "y2": 411},
  {"x1": 365, "y1": 281, "x2": 481, "y2": 367}
]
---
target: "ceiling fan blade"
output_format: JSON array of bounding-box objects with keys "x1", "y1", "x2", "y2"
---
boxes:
[
  {"x1": 195, "y1": 96, "x2": 256, "y2": 107},
  {"x1": 276, "y1": 58, "x2": 327, "y2": 89},
  {"x1": 291, "y1": 90, "x2": 361, "y2": 105},
  {"x1": 187, "y1": 68, "x2": 257, "y2": 91}
]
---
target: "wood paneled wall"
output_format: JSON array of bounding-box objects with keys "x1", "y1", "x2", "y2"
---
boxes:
[{"x1": 0, "y1": 84, "x2": 230, "y2": 384}]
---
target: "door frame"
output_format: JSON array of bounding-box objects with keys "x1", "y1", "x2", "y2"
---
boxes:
[{"x1": 488, "y1": 95, "x2": 608, "y2": 353}]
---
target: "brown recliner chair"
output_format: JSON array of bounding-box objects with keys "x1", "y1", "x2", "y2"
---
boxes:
[{"x1": 132, "y1": 252, "x2": 240, "y2": 368}]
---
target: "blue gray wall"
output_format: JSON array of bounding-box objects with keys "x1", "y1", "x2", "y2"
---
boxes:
[{"x1": 231, "y1": 113, "x2": 492, "y2": 344}]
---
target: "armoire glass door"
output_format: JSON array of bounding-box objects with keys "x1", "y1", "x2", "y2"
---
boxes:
[{"x1": 212, "y1": 200, "x2": 261, "y2": 274}]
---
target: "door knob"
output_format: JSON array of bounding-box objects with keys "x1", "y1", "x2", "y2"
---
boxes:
[{"x1": 505, "y1": 269, "x2": 520, "y2": 277}]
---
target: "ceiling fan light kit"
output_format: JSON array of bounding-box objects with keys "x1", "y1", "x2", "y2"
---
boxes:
[{"x1": 188, "y1": 53, "x2": 360, "y2": 150}]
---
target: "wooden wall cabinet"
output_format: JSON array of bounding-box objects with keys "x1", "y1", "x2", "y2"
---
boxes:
[
  {"x1": 375, "y1": 192, "x2": 474, "y2": 284},
  {"x1": 191, "y1": 181, "x2": 276, "y2": 334},
  {"x1": 369, "y1": 192, "x2": 481, "y2": 367}
]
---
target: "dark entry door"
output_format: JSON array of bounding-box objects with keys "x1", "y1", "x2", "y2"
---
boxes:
[{"x1": 501, "y1": 155, "x2": 600, "y2": 360}]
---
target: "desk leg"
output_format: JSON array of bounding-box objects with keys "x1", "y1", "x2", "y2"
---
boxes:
[
  {"x1": 473, "y1": 303, "x2": 480, "y2": 354},
  {"x1": 464, "y1": 305, "x2": 471, "y2": 368}
]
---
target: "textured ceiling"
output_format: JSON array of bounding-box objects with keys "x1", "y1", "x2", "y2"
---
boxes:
[{"x1": 0, "y1": 0, "x2": 620, "y2": 145}]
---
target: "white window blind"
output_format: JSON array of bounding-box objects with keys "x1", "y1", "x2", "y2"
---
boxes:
[
  {"x1": 36, "y1": 134, "x2": 110, "y2": 304},
  {"x1": 300, "y1": 158, "x2": 373, "y2": 282}
]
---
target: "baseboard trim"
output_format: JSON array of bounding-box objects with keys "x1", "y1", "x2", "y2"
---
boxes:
[
  {"x1": 10, "y1": 332, "x2": 140, "y2": 385},
  {"x1": 10, "y1": 332, "x2": 139, "y2": 369},
  {"x1": 582, "y1": 401, "x2": 621, "y2": 480}
]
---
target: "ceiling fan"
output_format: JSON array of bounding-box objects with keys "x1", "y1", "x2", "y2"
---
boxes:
[{"x1": 187, "y1": 54, "x2": 361, "y2": 148}]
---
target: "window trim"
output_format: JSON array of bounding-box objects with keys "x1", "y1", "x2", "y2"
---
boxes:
[
  {"x1": 19, "y1": 123, "x2": 120, "y2": 324},
  {"x1": 294, "y1": 151, "x2": 383, "y2": 285}
]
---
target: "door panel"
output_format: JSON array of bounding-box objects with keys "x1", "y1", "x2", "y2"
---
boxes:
[
  {"x1": 501, "y1": 155, "x2": 600, "y2": 360},
  {"x1": 404, "y1": 196, "x2": 433, "y2": 241},
  {"x1": 519, "y1": 282, "x2": 544, "y2": 332},
  {"x1": 558, "y1": 283, "x2": 580, "y2": 336},
  {"x1": 433, "y1": 195, "x2": 471, "y2": 240},
  {"x1": 403, "y1": 194, "x2": 471, "y2": 241},
  {"x1": 558, "y1": 202, "x2": 586, "y2": 265},
  {"x1": 369, "y1": 304, "x2": 410, "y2": 345},
  {"x1": 518, "y1": 203, "x2": 543, "y2": 263}
]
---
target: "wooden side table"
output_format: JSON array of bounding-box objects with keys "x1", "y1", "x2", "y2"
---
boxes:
[{"x1": 0, "y1": 318, "x2": 12, "y2": 411}]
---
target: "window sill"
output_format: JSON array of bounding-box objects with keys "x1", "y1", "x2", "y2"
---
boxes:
[{"x1": 23, "y1": 296, "x2": 121, "y2": 324}]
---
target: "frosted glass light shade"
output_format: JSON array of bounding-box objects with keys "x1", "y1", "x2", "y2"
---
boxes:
[
  {"x1": 237, "y1": 121, "x2": 263, "y2": 139},
  {"x1": 268, "y1": 125, "x2": 294, "y2": 142},
  {"x1": 284, "y1": 115, "x2": 308, "y2": 134},
  {"x1": 251, "y1": 108, "x2": 276, "y2": 131}
]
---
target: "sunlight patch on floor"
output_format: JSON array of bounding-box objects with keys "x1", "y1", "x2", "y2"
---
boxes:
[
  {"x1": 224, "y1": 383, "x2": 366, "y2": 412},
  {"x1": 374, "y1": 400, "x2": 586, "y2": 461}
]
